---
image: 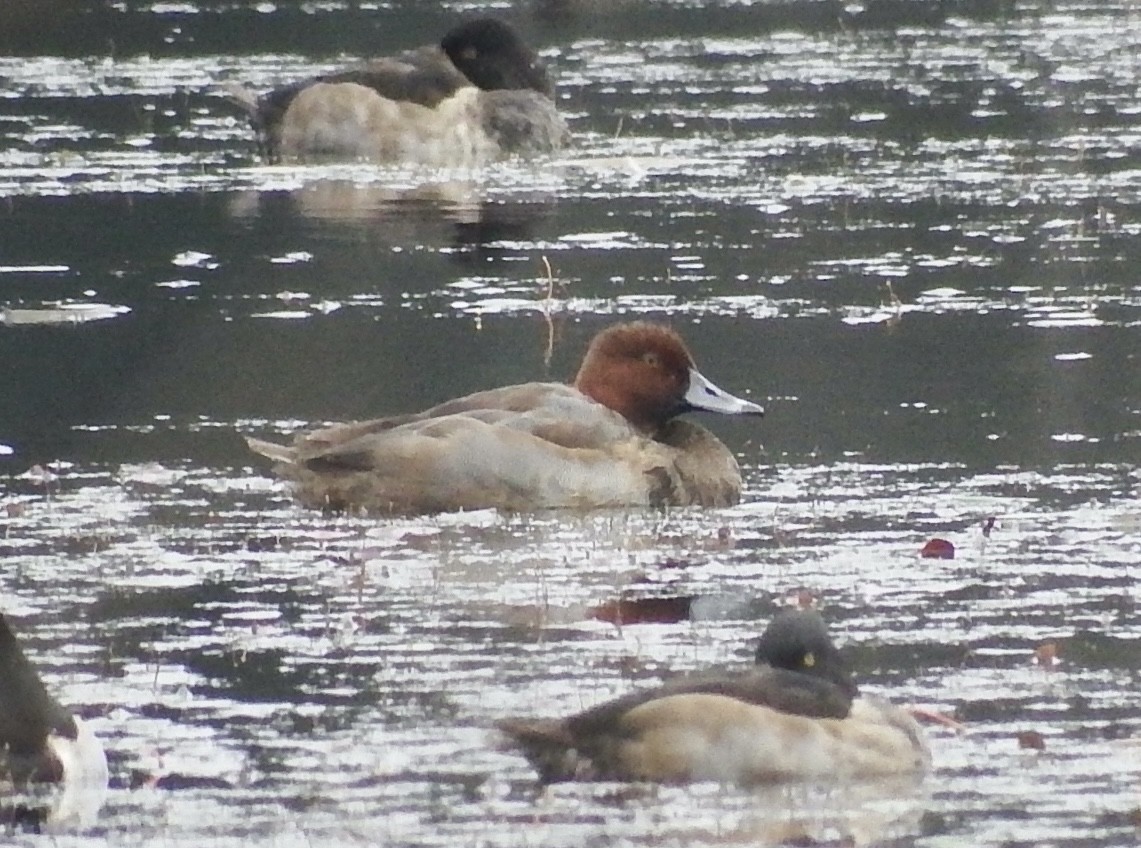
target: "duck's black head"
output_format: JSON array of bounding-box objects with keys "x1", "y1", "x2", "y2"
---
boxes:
[
  {"x1": 441, "y1": 17, "x2": 555, "y2": 97},
  {"x1": 754, "y1": 609, "x2": 857, "y2": 697}
]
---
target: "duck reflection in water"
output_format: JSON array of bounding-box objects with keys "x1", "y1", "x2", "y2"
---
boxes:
[{"x1": 226, "y1": 179, "x2": 557, "y2": 262}]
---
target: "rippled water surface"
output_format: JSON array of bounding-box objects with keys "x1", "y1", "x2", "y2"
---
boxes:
[{"x1": 2, "y1": 1, "x2": 1140, "y2": 845}]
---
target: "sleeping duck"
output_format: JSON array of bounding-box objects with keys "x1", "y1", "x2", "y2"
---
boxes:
[
  {"x1": 227, "y1": 16, "x2": 568, "y2": 164},
  {"x1": 0, "y1": 615, "x2": 108, "y2": 831},
  {"x1": 246, "y1": 322, "x2": 764, "y2": 514},
  {"x1": 497, "y1": 610, "x2": 930, "y2": 784}
]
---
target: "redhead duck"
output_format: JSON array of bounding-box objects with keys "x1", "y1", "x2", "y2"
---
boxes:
[
  {"x1": 0, "y1": 615, "x2": 108, "y2": 831},
  {"x1": 497, "y1": 610, "x2": 930, "y2": 784},
  {"x1": 227, "y1": 17, "x2": 567, "y2": 164},
  {"x1": 246, "y1": 321, "x2": 764, "y2": 514}
]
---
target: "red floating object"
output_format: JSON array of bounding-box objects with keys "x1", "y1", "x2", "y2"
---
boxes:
[
  {"x1": 1017, "y1": 730, "x2": 1046, "y2": 751},
  {"x1": 1033, "y1": 642, "x2": 1059, "y2": 668},
  {"x1": 920, "y1": 538, "x2": 955, "y2": 559},
  {"x1": 589, "y1": 596, "x2": 694, "y2": 626}
]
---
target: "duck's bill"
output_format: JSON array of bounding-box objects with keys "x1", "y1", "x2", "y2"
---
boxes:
[{"x1": 685, "y1": 369, "x2": 765, "y2": 416}]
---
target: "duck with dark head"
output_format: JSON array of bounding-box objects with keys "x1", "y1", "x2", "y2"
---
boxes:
[
  {"x1": 496, "y1": 609, "x2": 929, "y2": 784},
  {"x1": 226, "y1": 16, "x2": 568, "y2": 164}
]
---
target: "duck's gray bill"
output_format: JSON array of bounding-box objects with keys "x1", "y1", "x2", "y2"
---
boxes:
[{"x1": 685, "y1": 368, "x2": 765, "y2": 416}]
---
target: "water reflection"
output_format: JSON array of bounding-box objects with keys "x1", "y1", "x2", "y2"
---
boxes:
[
  {"x1": 226, "y1": 177, "x2": 559, "y2": 261},
  {"x1": 3, "y1": 456, "x2": 1140, "y2": 844}
]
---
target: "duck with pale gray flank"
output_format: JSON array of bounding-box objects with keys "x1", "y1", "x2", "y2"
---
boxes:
[
  {"x1": 497, "y1": 610, "x2": 930, "y2": 784},
  {"x1": 246, "y1": 322, "x2": 764, "y2": 514},
  {"x1": 0, "y1": 615, "x2": 108, "y2": 831},
  {"x1": 226, "y1": 17, "x2": 567, "y2": 164}
]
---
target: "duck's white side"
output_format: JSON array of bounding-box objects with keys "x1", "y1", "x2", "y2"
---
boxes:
[{"x1": 42, "y1": 715, "x2": 109, "y2": 830}]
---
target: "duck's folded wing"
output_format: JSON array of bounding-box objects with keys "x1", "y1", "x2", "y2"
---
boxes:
[
  {"x1": 566, "y1": 668, "x2": 853, "y2": 738},
  {"x1": 247, "y1": 383, "x2": 673, "y2": 512},
  {"x1": 253, "y1": 45, "x2": 470, "y2": 129},
  {"x1": 679, "y1": 668, "x2": 854, "y2": 719},
  {"x1": 295, "y1": 383, "x2": 623, "y2": 456},
  {"x1": 418, "y1": 382, "x2": 591, "y2": 418},
  {"x1": 281, "y1": 410, "x2": 658, "y2": 512},
  {"x1": 319, "y1": 46, "x2": 470, "y2": 108}
]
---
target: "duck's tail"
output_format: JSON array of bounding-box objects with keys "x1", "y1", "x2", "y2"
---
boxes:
[
  {"x1": 246, "y1": 436, "x2": 295, "y2": 464},
  {"x1": 221, "y1": 83, "x2": 279, "y2": 161},
  {"x1": 495, "y1": 717, "x2": 585, "y2": 783},
  {"x1": 221, "y1": 82, "x2": 261, "y2": 119}
]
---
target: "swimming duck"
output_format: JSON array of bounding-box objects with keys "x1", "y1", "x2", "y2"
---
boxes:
[
  {"x1": 246, "y1": 321, "x2": 764, "y2": 514},
  {"x1": 496, "y1": 610, "x2": 930, "y2": 784},
  {"x1": 0, "y1": 615, "x2": 108, "y2": 831},
  {"x1": 227, "y1": 17, "x2": 568, "y2": 164}
]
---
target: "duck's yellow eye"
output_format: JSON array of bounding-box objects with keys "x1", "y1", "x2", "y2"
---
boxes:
[{"x1": 803, "y1": 652, "x2": 815, "y2": 668}]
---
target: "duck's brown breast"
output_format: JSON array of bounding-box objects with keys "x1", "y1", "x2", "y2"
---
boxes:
[{"x1": 648, "y1": 419, "x2": 743, "y2": 508}]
